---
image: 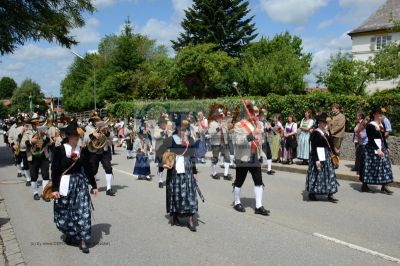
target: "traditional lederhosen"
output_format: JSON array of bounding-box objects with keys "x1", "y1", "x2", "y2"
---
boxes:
[
  {"x1": 84, "y1": 123, "x2": 115, "y2": 196},
  {"x1": 18, "y1": 126, "x2": 32, "y2": 186},
  {"x1": 209, "y1": 119, "x2": 231, "y2": 179},
  {"x1": 25, "y1": 130, "x2": 51, "y2": 200}
]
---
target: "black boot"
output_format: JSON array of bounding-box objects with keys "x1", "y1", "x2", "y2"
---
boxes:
[
  {"x1": 381, "y1": 185, "x2": 393, "y2": 195},
  {"x1": 361, "y1": 183, "x2": 371, "y2": 193},
  {"x1": 106, "y1": 189, "x2": 116, "y2": 196},
  {"x1": 171, "y1": 213, "x2": 181, "y2": 226},
  {"x1": 308, "y1": 193, "x2": 317, "y2": 201},
  {"x1": 79, "y1": 240, "x2": 89, "y2": 253},
  {"x1": 188, "y1": 216, "x2": 197, "y2": 232}
]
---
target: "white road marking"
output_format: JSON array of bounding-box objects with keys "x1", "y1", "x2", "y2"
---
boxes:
[
  {"x1": 313, "y1": 233, "x2": 400, "y2": 264},
  {"x1": 114, "y1": 168, "x2": 133, "y2": 176}
]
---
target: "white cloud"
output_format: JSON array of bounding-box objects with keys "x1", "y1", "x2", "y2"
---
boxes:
[
  {"x1": 3, "y1": 63, "x2": 25, "y2": 71},
  {"x1": 172, "y1": 0, "x2": 192, "y2": 14},
  {"x1": 339, "y1": 0, "x2": 385, "y2": 9},
  {"x1": 71, "y1": 18, "x2": 101, "y2": 44},
  {"x1": 11, "y1": 44, "x2": 70, "y2": 61},
  {"x1": 260, "y1": 0, "x2": 329, "y2": 24},
  {"x1": 139, "y1": 18, "x2": 181, "y2": 46},
  {"x1": 93, "y1": 0, "x2": 118, "y2": 8}
]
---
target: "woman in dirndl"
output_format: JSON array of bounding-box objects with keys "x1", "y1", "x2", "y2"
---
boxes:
[
  {"x1": 271, "y1": 114, "x2": 284, "y2": 162},
  {"x1": 306, "y1": 113, "x2": 339, "y2": 202},
  {"x1": 195, "y1": 112, "x2": 208, "y2": 164},
  {"x1": 51, "y1": 122, "x2": 98, "y2": 253},
  {"x1": 160, "y1": 118, "x2": 199, "y2": 232},
  {"x1": 297, "y1": 109, "x2": 314, "y2": 165},
  {"x1": 282, "y1": 114, "x2": 298, "y2": 164},
  {"x1": 360, "y1": 108, "x2": 394, "y2": 194},
  {"x1": 132, "y1": 132, "x2": 151, "y2": 180}
]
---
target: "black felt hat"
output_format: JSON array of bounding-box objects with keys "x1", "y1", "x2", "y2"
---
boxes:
[
  {"x1": 315, "y1": 113, "x2": 329, "y2": 124},
  {"x1": 65, "y1": 122, "x2": 80, "y2": 136}
]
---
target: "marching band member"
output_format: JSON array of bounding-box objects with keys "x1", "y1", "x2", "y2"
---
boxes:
[
  {"x1": 154, "y1": 116, "x2": 170, "y2": 188},
  {"x1": 18, "y1": 116, "x2": 33, "y2": 186},
  {"x1": 25, "y1": 121, "x2": 52, "y2": 201},
  {"x1": 360, "y1": 108, "x2": 394, "y2": 194},
  {"x1": 258, "y1": 108, "x2": 275, "y2": 175},
  {"x1": 52, "y1": 122, "x2": 98, "y2": 253},
  {"x1": 232, "y1": 100, "x2": 270, "y2": 216},
  {"x1": 84, "y1": 113, "x2": 115, "y2": 196},
  {"x1": 7, "y1": 117, "x2": 23, "y2": 177},
  {"x1": 306, "y1": 113, "x2": 339, "y2": 202},
  {"x1": 209, "y1": 108, "x2": 231, "y2": 180},
  {"x1": 124, "y1": 121, "x2": 135, "y2": 159}
]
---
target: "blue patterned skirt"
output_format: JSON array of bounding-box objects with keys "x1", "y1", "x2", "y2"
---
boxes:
[
  {"x1": 195, "y1": 136, "x2": 207, "y2": 159},
  {"x1": 360, "y1": 144, "x2": 393, "y2": 184},
  {"x1": 54, "y1": 173, "x2": 92, "y2": 241},
  {"x1": 166, "y1": 157, "x2": 198, "y2": 215},
  {"x1": 297, "y1": 131, "x2": 311, "y2": 160},
  {"x1": 306, "y1": 149, "x2": 338, "y2": 194},
  {"x1": 133, "y1": 153, "x2": 151, "y2": 176}
]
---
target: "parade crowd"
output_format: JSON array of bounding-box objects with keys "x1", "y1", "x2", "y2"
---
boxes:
[{"x1": 0, "y1": 101, "x2": 395, "y2": 253}]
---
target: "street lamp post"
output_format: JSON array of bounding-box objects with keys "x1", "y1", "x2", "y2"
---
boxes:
[{"x1": 70, "y1": 50, "x2": 97, "y2": 110}]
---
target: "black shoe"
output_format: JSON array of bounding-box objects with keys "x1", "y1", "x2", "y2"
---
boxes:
[
  {"x1": 159, "y1": 182, "x2": 163, "y2": 188},
  {"x1": 80, "y1": 240, "x2": 89, "y2": 254},
  {"x1": 171, "y1": 214, "x2": 182, "y2": 226},
  {"x1": 267, "y1": 170, "x2": 275, "y2": 175},
  {"x1": 64, "y1": 235, "x2": 74, "y2": 246},
  {"x1": 33, "y1": 193, "x2": 40, "y2": 200},
  {"x1": 308, "y1": 193, "x2": 317, "y2": 201},
  {"x1": 188, "y1": 223, "x2": 197, "y2": 232},
  {"x1": 255, "y1": 206, "x2": 270, "y2": 216},
  {"x1": 223, "y1": 175, "x2": 232, "y2": 181},
  {"x1": 41, "y1": 195, "x2": 50, "y2": 202},
  {"x1": 17, "y1": 173, "x2": 22, "y2": 177},
  {"x1": 25, "y1": 181, "x2": 31, "y2": 187},
  {"x1": 106, "y1": 189, "x2": 116, "y2": 196},
  {"x1": 234, "y1": 203, "x2": 245, "y2": 213},
  {"x1": 361, "y1": 183, "x2": 371, "y2": 193},
  {"x1": 211, "y1": 174, "x2": 220, "y2": 180},
  {"x1": 381, "y1": 185, "x2": 393, "y2": 195},
  {"x1": 327, "y1": 194, "x2": 338, "y2": 203}
]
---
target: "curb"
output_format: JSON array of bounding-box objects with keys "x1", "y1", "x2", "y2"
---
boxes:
[
  {"x1": 267, "y1": 165, "x2": 400, "y2": 188},
  {"x1": 0, "y1": 195, "x2": 25, "y2": 266},
  {"x1": 204, "y1": 155, "x2": 400, "y2": 188}
]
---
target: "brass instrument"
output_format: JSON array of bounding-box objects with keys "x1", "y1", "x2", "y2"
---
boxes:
[
  {"x1": 91, "y1": 121, "x2": 110, "y2": 150},
  {"x1": 31, "y1": 133, "x2": 45, "y2": 157}
]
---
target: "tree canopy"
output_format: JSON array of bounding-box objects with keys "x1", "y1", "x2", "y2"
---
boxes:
[
  {"x1": 0, "y1": 77, "x2": 17, "y2": 99},
  {"x1": 0, "y1": 0, "x2": 94, "y2": 55},
  {"x1": 11, "y1": 79, "x2": 46, "y2": 114},
  {"x1": 172, "y1": 0, "x2": 257, "y2": 57},
  {"x1": 317, "y1": 52, "x2": 372, "y2": 95}
]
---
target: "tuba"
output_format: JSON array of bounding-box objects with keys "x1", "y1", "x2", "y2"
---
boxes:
[{"x1": 91, "y1": 119, "x2": 110, "y2": 150}]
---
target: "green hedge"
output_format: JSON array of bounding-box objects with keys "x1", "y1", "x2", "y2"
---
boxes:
[{"x1": 107, "y1": 92, "x2": 400, "y2": 134}]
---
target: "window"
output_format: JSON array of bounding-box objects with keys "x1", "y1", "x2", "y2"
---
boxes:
[{"x1": 372, "y1": 35, "x2": 392, "y2": 50}]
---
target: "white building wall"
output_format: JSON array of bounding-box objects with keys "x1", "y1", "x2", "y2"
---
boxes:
[{"x1": 351, "y1": 32, "x2": 400, "y2": 93}]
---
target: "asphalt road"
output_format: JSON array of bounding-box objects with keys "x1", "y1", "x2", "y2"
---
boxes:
[{"x1": 0, "y1": 140, "x2": 399, "y2": 266}]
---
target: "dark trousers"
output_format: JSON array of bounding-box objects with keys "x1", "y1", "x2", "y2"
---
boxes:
[
  {"x1": 89, "y1": 151, "x2": 113, "y2": 176},
  {"x1": 234, "y1": 155, "x2": 263, "y2": 188},
  {"x1": 29, "y1": 156, "x2": 49, "y2": 182},
  {"x1": 18, "y1": 152, "x2": 29, "y2": 170},
  {"x1": 211, "y1": 144, "x2": 230, "y2": 164},
  {"x1": 263, "y1": 141, "x2": 272, "y2": 160}
]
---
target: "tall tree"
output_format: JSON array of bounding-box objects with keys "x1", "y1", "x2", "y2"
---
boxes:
[
  {"x1": 11, "y1": 79, "x2": 46, "y2": 114},
  {"x1": 172, "y1": 0, "x2": 257, "y2": 57},
  {"x1": 172, "y1": 43, "x2": 237, "y2": 98},
  {"x1": 0, "y1": 0, "x2": 94, "y2": 55},
  {"x1": 0, "y1": 77, "x2": 17, "y2": 99},
  {"x1": 372, "y1": 42, "x2": 400, "y2": 85},
  {"x1": 241, "y1": 33, "x2": 312, "y2": 95},
  {"x1": 316, "y1": 52, "x2": 372, "y2": 95}
]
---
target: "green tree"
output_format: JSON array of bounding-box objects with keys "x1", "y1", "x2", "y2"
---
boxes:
[
  {"x1": 172, "y1": 0, "x2": 257, "y2": 57},
  {"x1": 172, "y1": 43, "x2": 237, "y2": 98},
  {"x1": 0, "y1": 77, "x2": 17, "y2": 99},
  {"x1": 317, "y1": 52, "x2": 372, "y2": 95},
  {"x1": 241, "y1": 33, "x2": 312, "y2": 95},
  {"x1": 373, "y1": 42, "x2": 400, "y2": 84},
  {"x1": 0, "y1": 0, "x2": 95, "y2": 55},
  {"x1": 11, "y1": 79, "x2": 46, "y2": 114},
  {"x1": 0, "y1": 103, "x2": 8, "y2": 118}
]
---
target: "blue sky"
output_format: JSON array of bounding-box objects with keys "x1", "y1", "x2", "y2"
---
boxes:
[{"x1": 0, "y1": 0, "x2": 386, "y2": 97}]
